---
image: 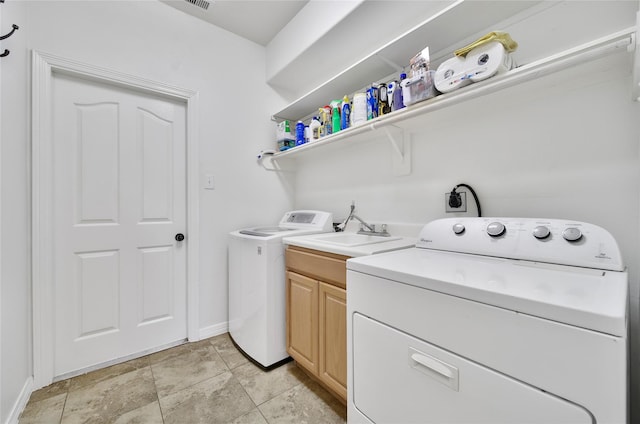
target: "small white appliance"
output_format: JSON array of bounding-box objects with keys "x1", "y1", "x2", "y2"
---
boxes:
[
  {"x1": 228, "y1": 210, "x2": 333, "y2": 368},
  {"x1": 347, "y1": 217, "x2": 628, "y2": 423}
]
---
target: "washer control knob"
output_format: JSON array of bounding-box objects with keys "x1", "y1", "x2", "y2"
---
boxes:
[
  {"x1": 452, "y1": 223, "x2": 465, "y2": 235},
  {"x1": 563, "y1": 227, "x2": 582, "y2": 242},
  {"x1": 532, "y1": 225, "x2": 551, "y2": 240},
  {"x1": 486, "y1": 222, "x2": 506, "y2": 237}
]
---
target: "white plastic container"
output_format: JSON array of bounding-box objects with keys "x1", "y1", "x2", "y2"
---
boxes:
[
  {"x1": 401, "y1": 70, "x2": 438, "y2": 106},
  {"x1": 351, "y1": 92, "x2": 367, "y2": 126}
]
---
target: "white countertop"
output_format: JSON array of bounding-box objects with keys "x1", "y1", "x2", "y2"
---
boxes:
[{"x1": 283, "y1": 232, "x2": 417, "y2": 257}]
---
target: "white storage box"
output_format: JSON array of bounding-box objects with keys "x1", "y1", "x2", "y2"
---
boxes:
[{"x1": 401, "y1": 70, "x2": 438, "y2": 106}]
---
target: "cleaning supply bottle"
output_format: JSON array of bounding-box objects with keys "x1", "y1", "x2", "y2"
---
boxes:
[
  {"x1": 341, "y1": 95, "x2": 351, "y2": 130},
  {"x1": 309, "y1": 116, "x2": 321, "y2": 141},
  {"x1": 318, "y1": 108, "x2": 327, "y2": 137},
  {"x1": 393, "y1": 73, "x2": 406, "y2": 111},
  {"x1": 366, "y1": 86, "x2": 378, "y2": 120},
  {"x1": 352, "y1": 92, "x2": 367, "y2": 126},
  {"x1": 387, "y1": 80, "x2": 398, "y2": 111},
  {"x1": 295, "y1": 120, "x2": 305, "y2": 146},
  {"x1": 331, "y1": 100, "x2": 341, "y2": 134},
  {"x1": 323, "y1": 105, "x2": 333, "y2": 135}
]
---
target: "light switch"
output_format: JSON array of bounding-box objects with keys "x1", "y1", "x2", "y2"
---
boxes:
[{"x1": 205, "y1": 174, "x2": 215, "y2": 190}]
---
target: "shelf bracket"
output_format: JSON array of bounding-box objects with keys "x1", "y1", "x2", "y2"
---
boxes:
[
  {"x1": 383, "y1": 126, "x2": 411, "y2": 176},
  {"x1": 633, "y1": 8, "x2": 640, "y2": 102},
  {"x1": 258, "y1": 154, "x2": 295, "y2": 173}
]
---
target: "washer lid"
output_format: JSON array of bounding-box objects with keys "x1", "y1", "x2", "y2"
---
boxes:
[
  {"x1": 347, "y1": 248, "x2": 628, "y2": 337},
  {"x1": 239, "y1": 227, "x2": 295, "y2": 237}
]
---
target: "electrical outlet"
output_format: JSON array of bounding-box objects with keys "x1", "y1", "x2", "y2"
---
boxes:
[{"x1": 445, "y1": 191, "x2": 467, "y2": 213}]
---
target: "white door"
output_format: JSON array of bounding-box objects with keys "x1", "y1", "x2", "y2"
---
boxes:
[{"x1": 51, "y1": 73, "x2": 187, "y2": 377}]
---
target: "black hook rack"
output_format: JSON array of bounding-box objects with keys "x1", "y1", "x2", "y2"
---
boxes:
[
  {"x1": 0, "y1": 24, "x2": 18, "y2": 41},
  {"x1": 0, "y1": 0, "x2": 19, "y2": 58}
]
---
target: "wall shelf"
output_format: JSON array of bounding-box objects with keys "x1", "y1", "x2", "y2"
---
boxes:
[
  {"x1": 271, "y1": 0, "x2": 543, "y2": 123},
  {"x1": 267, "y1": 26, "x2": 637, "y2": 172}
]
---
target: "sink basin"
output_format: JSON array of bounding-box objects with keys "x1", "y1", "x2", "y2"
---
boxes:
[{"x1": 312, "y1": 233, "x2": 401, "y2": 247}]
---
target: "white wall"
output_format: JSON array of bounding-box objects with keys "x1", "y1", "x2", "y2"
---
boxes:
[
  {"x1": 282, "y1": 1, "x2": 640, "y2": 422},
  {"x1": 1, "y1": 1, "x2": 290, "y2": 421},
  {"x1": 1, "y1": 0, "x2": 32, "y2": 422},
  {"x1": 24, "y1": 0, "x2": 291, "y2": 336}
]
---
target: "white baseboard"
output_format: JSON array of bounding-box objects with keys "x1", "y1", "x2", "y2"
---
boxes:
[
  {"x1": 198, "y1": 321, "x2": 228, "y2": 340},
  {"x1": 5, "y1": 376, "x2": 33, "y2": 424}
]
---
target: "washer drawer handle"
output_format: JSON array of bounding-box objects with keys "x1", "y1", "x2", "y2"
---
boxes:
[{"x1": 411, "y1": 353, "x2": 453, "y2": 379}]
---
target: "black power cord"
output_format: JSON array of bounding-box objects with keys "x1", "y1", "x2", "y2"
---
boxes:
[{"x1": 449, "y1": 183, "x2": 482, "y2": 217}]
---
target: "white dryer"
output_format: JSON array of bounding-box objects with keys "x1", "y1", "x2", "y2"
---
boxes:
[
  {"x1": 228, "y1": 210, "x2": 333, "y2": 369},
  {"x1": 347, "y1": 217, "x2": 628, "y2": 423}
]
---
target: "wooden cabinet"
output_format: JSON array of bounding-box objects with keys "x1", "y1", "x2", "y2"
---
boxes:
[
  {"x1": 318, "y1": 281, "x2": 347, "y2": 398},
  {"x1": 285, "y1": 246, "x2": 349, "y2": 402},
  {"x1": 286, "y1": 271, "x2": 318, "y2": 373}
]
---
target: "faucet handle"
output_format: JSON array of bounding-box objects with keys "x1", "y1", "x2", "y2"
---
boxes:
[
  {"x1": 381, "y1": 224, "x2": 388, "y2": 233},
  {"x1": 360, "y1": 223, "x2": 375, "y2": 233}
]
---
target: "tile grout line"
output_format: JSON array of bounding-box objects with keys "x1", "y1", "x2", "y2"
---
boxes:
[
  {"x1": 57, "y1": 391, "x2": 69, "y2": 424},
  {"x1": 148, "y1": 359, "x2": 166, "y2": 424},
  {"x1": 210, "y1": 338, "x2": 266, "y2": 423}
]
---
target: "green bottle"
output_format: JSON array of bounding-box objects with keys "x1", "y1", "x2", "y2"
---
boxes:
[{"x1": 331, "y1": 100, "x2": 341, "y2": 134}]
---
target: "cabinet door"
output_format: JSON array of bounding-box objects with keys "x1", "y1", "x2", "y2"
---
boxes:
[
  {"x1": 319, "y1": 281, "x2": 347, "y2": 400},
  {"x1": 286, "y1": 271, "x2": 318, "y2": 374}
]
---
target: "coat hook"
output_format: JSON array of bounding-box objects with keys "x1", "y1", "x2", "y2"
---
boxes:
[
  {"x1": 0, "y1": 24, "x2": 18, "y2": 41},
  {"x1": 0, "y1": 49, "x2": 9, "y2": 57}
]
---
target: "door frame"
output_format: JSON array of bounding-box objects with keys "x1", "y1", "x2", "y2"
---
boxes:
[{"x1": 31, "y1": 50, "x2": 200, "y2": 388}]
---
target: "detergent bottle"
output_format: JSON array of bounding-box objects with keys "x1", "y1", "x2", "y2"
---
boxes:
[
  {"x1": 341, "y1": 95, "x2": 351, "y2": 130},
  {"x1": 309, "y1": 116, "x2": 321, "y2": 141},
  {"x1": 331, "y1": 100, "x2": 341, "y2": 134}
]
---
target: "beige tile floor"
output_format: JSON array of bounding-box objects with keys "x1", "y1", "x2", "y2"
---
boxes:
[{"x1": 19, "y1": 333, "x2": 347, "y2": 424}]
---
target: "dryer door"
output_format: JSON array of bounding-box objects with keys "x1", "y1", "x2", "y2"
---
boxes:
[{"x1": 352, "y1": 313, "x2": 592, "y2": 424}]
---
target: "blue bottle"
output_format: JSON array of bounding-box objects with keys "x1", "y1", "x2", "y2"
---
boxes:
[
  {"x1": 393, "y1": 73, "x2": 407, "y2": 111},
  {"x1": 295, "y1": 121, "x2": 305, "y2": 146},
  {"x1": 366, "y1": 87, "x2": 378, "y2": 120},
  {"x1": 341, "y1": 95, "x2": 351, "y2": 130}
]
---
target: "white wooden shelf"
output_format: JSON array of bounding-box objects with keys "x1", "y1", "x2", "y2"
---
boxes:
[
  {"x1": 265, "y1": 27, "x2": 636, "y2": 172},
  {"x1": 271, "y1": 0, "x2": 543, "y2": 123}
]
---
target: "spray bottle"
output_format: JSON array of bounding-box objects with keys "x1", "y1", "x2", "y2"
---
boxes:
[
  {"x1": 341, "y1": 95, "x2": 351, "y2": 130},
  {"x1": 393, "y1": 73, "x2": 407, "y2": 111},
  {"x1": 318, "y1": 107, "x2": 328, "y2": 137},
  {"x1": 323, "y1": 105, "x2": 333, "y2": 135},
  {"x1": 331, "y1": 100, "x2": 341, "y2": 134}
]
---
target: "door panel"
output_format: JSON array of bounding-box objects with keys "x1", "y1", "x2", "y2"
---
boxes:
[
  {"x1": 139, "y1": 108, "x2": 173, "y2": 221},
  {"x1": 52, "y1": 73, "x2": 187, "y2": 377},
  {"x1": 75, "y1": 250, "x2": 120, "y2": 338},
  {"x1": 76, "y1": 103, "x2": 120, "y2": 224},
  {"x1": 139, "y1": 245, "x2": 174, "y2": 324}
]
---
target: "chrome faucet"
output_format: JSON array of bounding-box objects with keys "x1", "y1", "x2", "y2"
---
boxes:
[{"x1": 336, "y1": 201, "x2": 390, "y2": 236}]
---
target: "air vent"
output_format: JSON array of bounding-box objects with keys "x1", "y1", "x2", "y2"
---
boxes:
[{"x1": 185, "y1": 0, "x2": 210, "y2": 11}]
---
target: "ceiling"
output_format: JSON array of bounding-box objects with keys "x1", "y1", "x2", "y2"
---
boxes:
[{"x1": 160, "y1": 0, "x2": 310, "y2": 46}]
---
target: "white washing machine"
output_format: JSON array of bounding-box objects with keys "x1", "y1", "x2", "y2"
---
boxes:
[
  {"x1": 347, "y1": 217, "x2": 628, "y2": 423},
  {"x1": 228, "y1": 210, "x2": 333, "y2": 369}
]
